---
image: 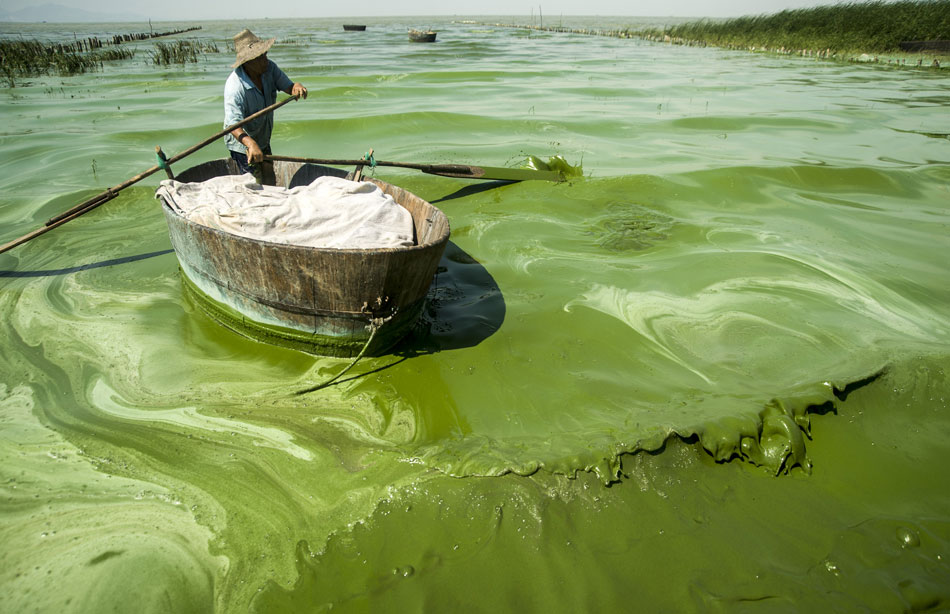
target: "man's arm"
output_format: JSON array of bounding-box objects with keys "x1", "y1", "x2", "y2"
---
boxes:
[
  {"x1": 234, "y1": 80, "x2": 305, "y2": 162},
  {"x1": 224, "y1": 74, "x2": 265, "y2": 163}
]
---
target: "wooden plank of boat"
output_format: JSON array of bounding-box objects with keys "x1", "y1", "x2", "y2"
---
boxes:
[
  {"x1": 343, "y1": 24, "x2": 367, "y2": 31},
  {"x1": 409, "y1": 29, "x2": 437, "y2": 43},
  {"x1": 157, "y1": 159, "x2": 451, "y2": 357}
]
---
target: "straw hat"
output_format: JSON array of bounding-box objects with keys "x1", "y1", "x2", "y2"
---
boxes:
[{"x1": 231, "y1": 29, "x2": 275, "y2": 68}]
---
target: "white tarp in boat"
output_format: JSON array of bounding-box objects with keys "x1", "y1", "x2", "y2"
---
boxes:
[{"x1": 156, "y1": 174, "x2": 415, "y2": 249}]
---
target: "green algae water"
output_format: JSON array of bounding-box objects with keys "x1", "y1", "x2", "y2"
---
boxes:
[{"x1": 2, "y1": 15, "x2": 950, "y2": 612}]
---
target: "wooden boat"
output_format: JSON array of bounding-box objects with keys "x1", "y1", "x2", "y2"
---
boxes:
[
  {"x1": 409, "y1": 29, "x2": 437, "y2": 43},
  {"x1": 157, "y1": 159, "x2": 451, "y2": 357},
  {"x1": 343, "y1": 24, "x2": 367, "y2": 31}
]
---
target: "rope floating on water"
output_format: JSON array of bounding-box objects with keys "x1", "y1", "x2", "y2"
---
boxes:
[{"x1": 296, "y1": 312, "x2": 395, "y2": 394}]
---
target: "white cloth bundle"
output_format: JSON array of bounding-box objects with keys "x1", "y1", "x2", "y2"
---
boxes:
[{"x1": 156, "y1": 174, "x2": 415, "y2": 249}]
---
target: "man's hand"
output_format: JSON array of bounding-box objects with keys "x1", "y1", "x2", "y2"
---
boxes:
[
  {"x1": 245, "y1": 138, "x2": 264, "y2": 164},
  {"x1": 291, "y1": 82, "x2": 308, "y2": 99}
]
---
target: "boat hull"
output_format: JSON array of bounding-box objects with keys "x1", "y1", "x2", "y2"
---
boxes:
[
  {"x1": 159, "y1": 159, "x2": 451, "y2": 357},
  {"x1": 409, "y1": 31, "x2": 437, "y2": 43}
]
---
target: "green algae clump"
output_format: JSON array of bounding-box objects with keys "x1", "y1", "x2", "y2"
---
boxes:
[{"x1": 525, "y1": 155, "x2": 584, "y2": 178}]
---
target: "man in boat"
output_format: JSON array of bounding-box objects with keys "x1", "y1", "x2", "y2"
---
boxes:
[{"x1": 224, "y1": 29, "x2": 308, "y2": 180}]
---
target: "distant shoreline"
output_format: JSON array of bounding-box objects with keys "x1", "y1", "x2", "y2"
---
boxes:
[
  {"x1": 635, "y1": 0, "x2": 949, "y2": 68},
  {"x1": 470, "y1": 1, "x2": 949, "y2": 70}
]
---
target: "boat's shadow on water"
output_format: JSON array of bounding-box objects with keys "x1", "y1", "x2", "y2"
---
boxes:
[
  {"x1": 395, "y1": 239, "x2": 505, "y2": 356},
  {"x1": 0, "y1": 241, "x2": 505, "y2": 358},
  {"x1": 403, "y1": 181, "x2": 511, "y2": 355},
  {"x1": 296, "y1": 240, "x2": 504, "y2": 393},
  {"x1": 0, "y1": 240, "x2": 506, "y2": 354}
]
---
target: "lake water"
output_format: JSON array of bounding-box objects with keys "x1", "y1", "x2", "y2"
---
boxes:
[{"x1": 2, "y1": 15, "x2": 949, "y2": 613}]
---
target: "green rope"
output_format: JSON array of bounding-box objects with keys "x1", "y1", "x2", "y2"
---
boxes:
[
  {"x1": 155, "y1": 152, "x2": 169, "y2": 170},
  {"x1": 297, "y1": 327, "x2": 376, "y2": 394},
  {"x1": 362, "y1": 151, "x2": 377, "y2": 168},
  {"x1": 295, "y1": 312, "x2": 393, "y2": 394}
]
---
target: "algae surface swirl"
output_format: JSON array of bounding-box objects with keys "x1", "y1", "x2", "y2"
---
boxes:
[{"x1": 1, "y1": 16, "x2": 949, "y2": 613}]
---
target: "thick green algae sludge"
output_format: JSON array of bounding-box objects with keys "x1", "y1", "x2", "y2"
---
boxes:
[{"x1": 1, "y1": 14, "x2": 949, "y2": 613}]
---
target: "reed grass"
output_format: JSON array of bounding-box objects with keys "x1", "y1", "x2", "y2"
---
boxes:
[
  {"x1": 1, "y1": 39, "x2": 134, "y2": 86},
  {"x1": 98, "y1": 48, "x2": 135, "y2": 62},
  {"x1": 0, "y1": 31, "x2": 212, "y2": 86},
  {"x1": 0, "y1": 39, "x2": 103, "y2": 85},
  {"x1": 148, "y1": 39, "x2": 219, "y2": 66},
  {"x1": 150, "y1": 40, "x2": 198, "y2": 64},
  {"x1": 641, "y1": 0, "x2": 950, "y2": 55}
]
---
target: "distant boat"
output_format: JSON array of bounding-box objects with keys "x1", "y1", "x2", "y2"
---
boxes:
[
  {"x1": 343, "y1": 24, "x2": 366, "y2": 31},
  {"x1": 409, "y1": 29, "x2": 437, "y2": 43}
]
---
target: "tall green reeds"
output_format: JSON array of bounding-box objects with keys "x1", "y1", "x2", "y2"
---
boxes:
[
  {"x1": 0, "y1": 33, "x2": 218, "y2": 87},
  {"x1": 643, "y1": 0, "x2": 950, "y2": 54},
  {"x1": 98, "y1": 48, "x2": 135, "y2": 62},
  {"x1": 0, "y1": 39, "x2": 104, "y2": 86},
  {"x1": 149, "y1": 39, "x2": 219, "y2": 65}
]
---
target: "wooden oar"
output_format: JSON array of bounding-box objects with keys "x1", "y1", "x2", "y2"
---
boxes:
[
  {"x1": 0, "y1": 95, "x2": 300, "y2": 256},
  {"x1": 265, "y1": 155, "x2": 564, "y2": 183}
]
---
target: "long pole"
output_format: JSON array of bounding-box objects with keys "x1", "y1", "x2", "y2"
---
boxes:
[
  {"x1": 0, "y1": 95, "x2": 300, "y2": 256},
  {"x1": 265, "y1": 155, "x2": 564, "y2": 183},
  {"x1": 267, "y1": 154, "x2": 477, "y2": 175}
]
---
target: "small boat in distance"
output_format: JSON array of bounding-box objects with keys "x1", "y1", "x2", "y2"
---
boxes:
[
  {"x1": 409, "y1": 29, "x2": 437, "y2": 43},
  {"x1": 157, "y1": 159, "x2": 450, "y2": 357},
  {"x1": 343, "y1": 24, "x2": 367, "y2": 31}
]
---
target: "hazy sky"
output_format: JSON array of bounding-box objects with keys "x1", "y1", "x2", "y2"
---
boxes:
[{"x1": 2, "y1": 0, "x2": 874, "y2": 20}]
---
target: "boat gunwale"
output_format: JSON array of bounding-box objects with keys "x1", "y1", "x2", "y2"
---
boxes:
[{"x1": 157, "y1": 170, "x2": 449, "y2": 256}]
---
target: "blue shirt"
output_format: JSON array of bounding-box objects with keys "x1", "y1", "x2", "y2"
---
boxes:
[{"x1": 223, "y1": 60, "x2": 293, "y2": 153}]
